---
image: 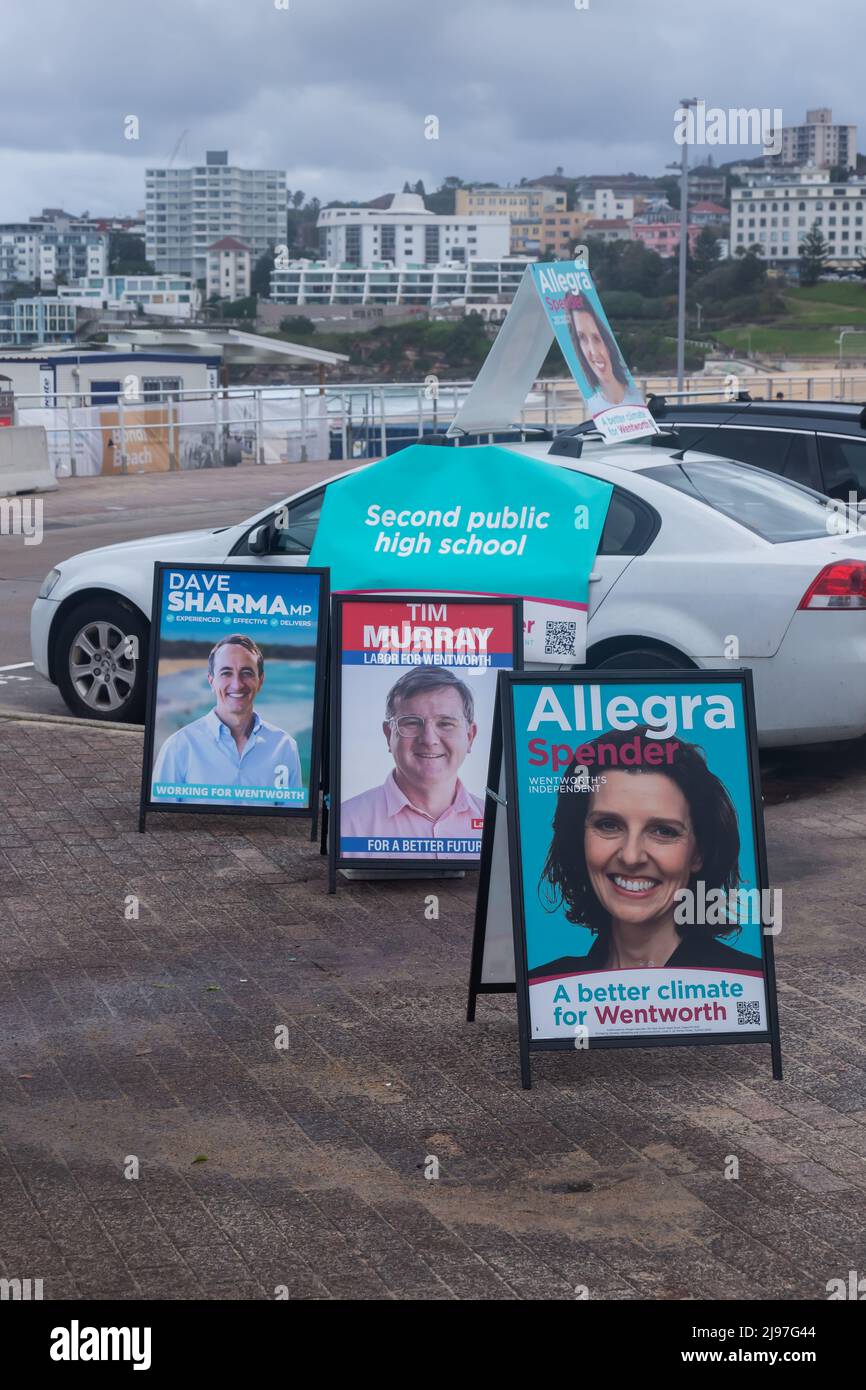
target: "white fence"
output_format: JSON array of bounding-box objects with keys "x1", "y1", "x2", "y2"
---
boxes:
[{"x1": 10, "y1": 372, "x2": 866, "y2": 478}]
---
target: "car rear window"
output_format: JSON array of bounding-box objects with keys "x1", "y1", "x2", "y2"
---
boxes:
[
  {"x1": 672, "y1": 425, "x2": 821, "y2": 490},
  {"x1": 643, "y1": 458, "x2": 832, "y2": 542}
]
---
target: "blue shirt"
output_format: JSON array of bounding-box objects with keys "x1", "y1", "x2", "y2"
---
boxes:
[{"x1": 151, "y1": 708, "x2": 303, "y2": 807}]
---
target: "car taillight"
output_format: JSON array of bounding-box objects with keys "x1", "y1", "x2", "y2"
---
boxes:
[{"x1": 798, "y1": 561, "x2": 866, "y2": 610}]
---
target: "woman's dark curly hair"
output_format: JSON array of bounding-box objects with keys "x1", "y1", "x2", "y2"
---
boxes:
[
  {"x1": 539, "y1": 726, "x2": 742, "y2": 945},
  {"x1": 564, "y1": 292, "x2": 630, "y2": 394}
]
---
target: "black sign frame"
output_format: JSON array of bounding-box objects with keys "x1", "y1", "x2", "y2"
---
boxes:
[
  {"x1": 139, "y1": 561, "x2": 329, "y2": 830},
  {"x1": 327, "y1": 593, "x2": 523, "y2": 890},
  {"x1": 469, "y1": 668, "x2": 783, "y2": 1089}
]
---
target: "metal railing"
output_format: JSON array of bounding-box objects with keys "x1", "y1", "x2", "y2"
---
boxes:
[{"x1": 10, "y1": 371, "x2": 866, "y2": 478}]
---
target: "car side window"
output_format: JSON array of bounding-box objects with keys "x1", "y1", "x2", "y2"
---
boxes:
[
  {"x1": 817, "y1": 435, "x2": 866, "y2": 502},
  {"x1": 672, "y1": 426, "x2": 819, "y2": 490},
  {"x1": 233, "y1": 489, "x2": 325, "y2": 553},
  {"x1": 235, "y1": 488, "x2": 325, "y2": 556},
  {"x1": 598, "y1": 487, "x2": 659, "y2": 556}
]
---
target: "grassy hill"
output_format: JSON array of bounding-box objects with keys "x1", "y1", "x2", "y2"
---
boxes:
[{"x1": 716, "y1": 282, "x2": 866, "y2": 358}]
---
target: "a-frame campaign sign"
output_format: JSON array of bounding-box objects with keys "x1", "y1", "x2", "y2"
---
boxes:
[
  {"x1": 468, "y1": 670, "x2": 783, "y2": 1090},
  {"x1": 327, "y1": 593, "x2": 522, "y2": 891}
]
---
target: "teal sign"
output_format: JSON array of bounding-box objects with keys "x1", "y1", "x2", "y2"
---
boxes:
[{"x1": 309, "y1": 443, "x2": 612, "y2": 662}]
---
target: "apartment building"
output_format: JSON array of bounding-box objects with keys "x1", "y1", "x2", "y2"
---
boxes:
[
  {"x1": 0, "y1": 226, "x2": 41, "y2": 285},
  {"x1": 687, "y1": 168, "x2": 728, "y2": 204},
  {"x1": 630, "y1": 203, "x2": 701, "y2": 257},
  {"x1": 38, "y1": 231, "x2": 107, "y2": 287},
  {"x1": 269, "y1": 258, "x2": 531, "y2": 307},
  {"x1": 145, "y1": 151, "x2": 286, "y2": 279},
  {"x1": 0, "y1": 218, "x2": 107, "y2": 288},
  {"x1": 771, "y1": 108, "x2": 857, "y2": 172},
  {"x1": 454, "y1": 185, "x2": 566, "y2": 219},
  {"x1": 731, "y1": 174, "x2": 866, "y2": 265},
  {"x1": 316, "y1": 192, "x2": 510, "y2": 266},
  {"x1": 57, "y1": 275, "x2": 201, "y2": 319},
  {"x1": 584, "y1": 218, "x2": 633, "y2": 244},
  {"x1": 454, "y1": 185, "x2": 567, "y2": 255},
  {"x1": 578, "y1": 187, "x2": 636, "y2": 220},
  {"x1": 0, "y1": 298, "x2": 77, "y2": 346},
  {"x1": 690, "y1": 201, "x2": 729, "y2": 226},
  {"x1": 537, "y1": 210, "x2": 594, "y2": 258},
  {"x1": 206, "y1": 238, "x2": 251, "y2": 300}
]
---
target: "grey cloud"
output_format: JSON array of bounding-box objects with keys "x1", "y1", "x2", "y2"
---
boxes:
[{"x1": 0, "y1": 0, "x2": 862, "y2": 218}]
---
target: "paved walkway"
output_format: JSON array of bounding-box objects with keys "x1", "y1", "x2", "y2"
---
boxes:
[{"x1": 1, "y1": 717, "x2": 865, "y2": 1300}]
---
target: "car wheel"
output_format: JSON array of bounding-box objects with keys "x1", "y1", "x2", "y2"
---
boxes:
[
  {"x1": 592, "y1": 646, "x2": 689, "y2": 671},
  {"x1": 55, "y1": 599, "x2": 149, "y2": 723}
]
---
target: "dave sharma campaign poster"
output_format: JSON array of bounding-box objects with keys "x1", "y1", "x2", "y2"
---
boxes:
[{"x1": 141, "y1": 563, "x2": 328, "y2": 817}]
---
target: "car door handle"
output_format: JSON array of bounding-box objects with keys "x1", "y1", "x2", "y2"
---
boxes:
[{"x1": 589, "y1": 570, "x2": 602, "y2": 581}]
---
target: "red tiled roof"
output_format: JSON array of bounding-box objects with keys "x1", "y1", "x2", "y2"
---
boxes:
[{"x1": 206, "y1": 236, "x2": 250, "y2": 252}]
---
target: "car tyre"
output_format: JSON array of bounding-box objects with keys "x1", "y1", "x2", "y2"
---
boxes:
[{"x1": 55, "y1": 598, "x2": 149, "y2": 723}]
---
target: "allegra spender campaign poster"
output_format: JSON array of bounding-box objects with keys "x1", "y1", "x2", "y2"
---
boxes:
[
  {"x1": 337, "y1": 597, "x2": 518, "y2": 861},
  {"x1": 146, "y1": 565, "x2": 325, "y2": 810},
  {"x1": 530, "y1": 261, "x2": 658, "y2": 444},
  {"x1": 511, "y1": 678, "x2": 771, "y2": 1040}
]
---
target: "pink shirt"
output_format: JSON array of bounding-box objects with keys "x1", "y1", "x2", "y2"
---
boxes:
[{"x1": 340, "y1": 771, "x2": 485, "y2": 859}]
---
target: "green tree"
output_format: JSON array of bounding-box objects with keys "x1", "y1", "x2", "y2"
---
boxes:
[
  {"x1": 690, "y1": 225, "x2": 721, "y2": 281},
  {"x1": 251, "y1": 248, "x2": 275, "y2": 297},
  {"x1": 109, "y1": 231, "x2": 152, "y2": 274},
  {"x1": 617, "y1": 240, "x2": 668, "y2": 296},
  {"x1": 798, "y1": 222, "x2": 830, "y2": 287},
  {"x1": 222, "y1": 296, "x2": 257, "y2": 320},
  {"x1": 279, "y1": 315, "x2": 316, "y2": 336}
]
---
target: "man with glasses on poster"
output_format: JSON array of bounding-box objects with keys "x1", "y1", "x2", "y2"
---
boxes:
[{"x1": 340, "y1": 667, "x2": 484, "y2": 858}]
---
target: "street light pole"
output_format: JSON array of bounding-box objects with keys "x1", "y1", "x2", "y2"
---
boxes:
[{"x1": 676, "y1": 98, "x2": 698, "y2": 392}]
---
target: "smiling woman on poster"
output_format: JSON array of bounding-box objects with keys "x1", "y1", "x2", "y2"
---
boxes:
[
  {"x1": 564, "y1": 292, "x2": 644, "y2": 411},
  {"x1": 531, "y1": 726, "x2": 758, "y2": 976}
]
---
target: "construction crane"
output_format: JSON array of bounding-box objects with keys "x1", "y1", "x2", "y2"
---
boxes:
[{"x1": 167, "y1": 129, "x2": 190, "y2": 167}]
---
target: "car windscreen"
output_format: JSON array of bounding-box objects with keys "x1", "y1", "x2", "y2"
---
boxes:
[{"x1": 642, "y1": 458, "x2": 832, "y2": 543}]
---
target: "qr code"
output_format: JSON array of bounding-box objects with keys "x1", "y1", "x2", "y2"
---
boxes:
[
  {"x1": 736, "y1": 1000, "x2": 762, "y2": 1027},
  {"x1": 544, "y1": 620, "x2": 578, "y2": 656}
]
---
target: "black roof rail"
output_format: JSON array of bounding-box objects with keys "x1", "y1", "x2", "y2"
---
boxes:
[
  {"x1": 549, "y1": 434, "x2": 584, "y2": 458},
  {"x1": 648, "y1": 389, "x2": 753, "y2": 417}
]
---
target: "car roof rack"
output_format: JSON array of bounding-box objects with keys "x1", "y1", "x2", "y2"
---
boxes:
[{"x1": 648, "y1": 389, "x2": 752, "y2": 418}]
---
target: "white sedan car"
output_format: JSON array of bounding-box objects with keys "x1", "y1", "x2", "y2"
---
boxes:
[{"x1": 31, "y1": 435, "x2": 866, "y2": 747}]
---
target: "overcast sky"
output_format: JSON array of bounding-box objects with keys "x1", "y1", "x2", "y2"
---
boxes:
[{"x1": 1, "y1": 0, "x2": 861, "y2": 220}]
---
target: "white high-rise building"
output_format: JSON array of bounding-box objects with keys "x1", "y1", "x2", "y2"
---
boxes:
[
  {"x1": 145, "y1": 151, "x2": 286, "y2": 280},
  {"x1": 773, "y1": 109, "x2": 857, "y2": 171}
]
